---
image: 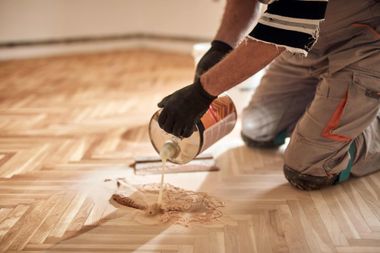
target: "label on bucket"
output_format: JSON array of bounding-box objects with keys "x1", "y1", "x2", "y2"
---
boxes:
[{"x1": 199, "y1": 96, "x2": 237, "y2": 153}]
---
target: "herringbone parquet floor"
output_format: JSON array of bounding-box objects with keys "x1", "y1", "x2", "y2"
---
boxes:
[{"x1": 0, "y1": 49, "x2": 379, "y2": 253}]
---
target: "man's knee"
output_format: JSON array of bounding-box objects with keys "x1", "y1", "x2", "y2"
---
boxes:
[
  {"x1": 283, "y1": 132, "x2": 346, "y2": 190},
  {"x1": 283, "y1": 165, "x2": 338, "y2": 191}
]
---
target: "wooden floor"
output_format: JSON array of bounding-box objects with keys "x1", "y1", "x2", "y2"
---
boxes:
[{"x1": 0, "y1": 49, "x2": 380, "y2": 253}]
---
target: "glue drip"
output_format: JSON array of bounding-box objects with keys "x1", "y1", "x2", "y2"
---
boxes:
[{"x1": 157, "y1": 141, "x2": 179, "y2": 206}]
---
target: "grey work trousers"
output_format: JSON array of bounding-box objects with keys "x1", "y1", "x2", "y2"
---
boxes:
[{"x1": 242, "y1": 0, "x2": 380, "y2": 189}]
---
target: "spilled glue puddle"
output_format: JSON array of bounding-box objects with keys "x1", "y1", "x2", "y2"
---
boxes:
[{"x1": 107, "y1": 178, "x2": 224, "y2": 227}]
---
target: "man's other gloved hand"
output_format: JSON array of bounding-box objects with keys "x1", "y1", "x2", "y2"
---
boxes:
[
  {"x1": 157, "y1": 80, "x2": 216, "y2": 138},
  {"x1": 194, "y1": 40, "x2": 232, "y2": 82}
]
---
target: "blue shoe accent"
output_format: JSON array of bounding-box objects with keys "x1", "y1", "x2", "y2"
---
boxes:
[
  {"x1": 273, "y1": 129, "x2": 287, "y2": 146},
  {"x1": 338, "y1": 142, "x2": 357, "y2": 183}
]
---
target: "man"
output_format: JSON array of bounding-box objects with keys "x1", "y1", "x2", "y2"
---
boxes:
[{"x1": 157, "y1": 0, "x2": 380, "y2": 190}]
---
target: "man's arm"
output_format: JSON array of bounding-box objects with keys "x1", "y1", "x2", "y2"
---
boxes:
[
  {"x1": 201, "y1": 39, "x2": 283, "y2": 96},
  {"x1": 214, "y1": 0, "x2": 260, "y2": 48},
  {"x1": 194, "y1": 0, "x2": 260, "y2": 81},
  {"x1": 158, "y1": 40, "x2": 283, "y2": 137}
]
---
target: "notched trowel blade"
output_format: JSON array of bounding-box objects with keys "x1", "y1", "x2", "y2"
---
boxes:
[{"x1": 131, "y1": 153, "x2": 219, "y2": 175}]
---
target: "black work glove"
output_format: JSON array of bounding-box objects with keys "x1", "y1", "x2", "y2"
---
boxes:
[
  {"x1": 158, "y1": 80, "x2": 216, "y2": 138},
  {"x1": 194, "y1": 40, "x2": 233, "y2": 82}
]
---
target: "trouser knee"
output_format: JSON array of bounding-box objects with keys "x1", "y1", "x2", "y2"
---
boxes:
[
  {"x1": 283, "y1": 165, "x2": 338, "y2": 190},
  {"x1": 283, "y1": 131, "x2": 348, "y2": 190}
]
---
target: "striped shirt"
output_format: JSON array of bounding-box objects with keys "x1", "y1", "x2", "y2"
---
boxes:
[{"x1": 249, "y1": 0, "x2": 329, "y2": 55}]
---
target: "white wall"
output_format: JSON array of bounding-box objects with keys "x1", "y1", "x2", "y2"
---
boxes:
[{"x1": 0, "y1": 0, "x2": 225, "y2": 43}]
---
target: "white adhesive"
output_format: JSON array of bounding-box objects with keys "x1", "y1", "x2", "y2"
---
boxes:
[{"x1": 157, "y1": 142, "x2": 177, "y2": 206}]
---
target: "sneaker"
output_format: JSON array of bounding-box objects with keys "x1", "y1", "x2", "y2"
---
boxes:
[{"x1": 241, "y1": 130, "x2": 287, "y2": 149}]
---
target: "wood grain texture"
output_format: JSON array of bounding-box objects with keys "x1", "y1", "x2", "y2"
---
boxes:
[{"x1": 0, "y1": 49, "x2": 380, "y2": 252}]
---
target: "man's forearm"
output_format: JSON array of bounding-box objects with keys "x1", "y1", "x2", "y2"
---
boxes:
[
  {"x1": 215, "y1": 0, "x2": 260, "y2": 48},
  {"x1": 200, "y1": 39, "x2": 284, "y2": 96}
]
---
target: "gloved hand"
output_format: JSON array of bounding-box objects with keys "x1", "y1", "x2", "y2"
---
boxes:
[
  {"x1": 194, "y1": 40, "x2": 233, "y2": 82},
  {"x1": 158, "y1": 80, "x2": 216, "y2": 138}
]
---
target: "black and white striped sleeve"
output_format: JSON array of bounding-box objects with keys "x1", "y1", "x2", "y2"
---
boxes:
[{"x1": 249, "y1": 0, "x2": 329, "y2": 55}]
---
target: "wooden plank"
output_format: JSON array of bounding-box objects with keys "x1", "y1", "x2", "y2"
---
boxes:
[{"x1": 0, "y1": 205, "x2": 29, "y2": 242}]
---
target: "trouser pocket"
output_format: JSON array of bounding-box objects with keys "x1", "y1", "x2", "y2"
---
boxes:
[{"x1": 327, "y1": 72, "x2": 380, "y2": 139}]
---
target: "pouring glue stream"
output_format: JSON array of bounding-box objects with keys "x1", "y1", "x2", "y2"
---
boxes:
[{"x1": 149, "y1": 95, "x2": 237, "y2": 208}]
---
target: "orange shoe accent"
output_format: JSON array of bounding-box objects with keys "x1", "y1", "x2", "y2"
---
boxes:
[{"x1": 322, "y1": 91, "x2": 352, "y2": 142}]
